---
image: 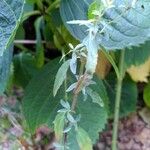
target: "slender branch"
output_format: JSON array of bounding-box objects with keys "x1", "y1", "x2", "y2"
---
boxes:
[
  {"x1": 71, "y1": 60, "x2": 85, "y2": 111},
  {"x1": 46, "y1": 0, "x2": 60, "y2": 13},
  {"x1": 14, "y1": 40, "x2": 46, "y2": 44},
  {"x1": 112, "y1": 50, "x2": 125, "y2": 150},
  {"x1": 22, "y1": 10, "x2": 41, "y2": 22}
]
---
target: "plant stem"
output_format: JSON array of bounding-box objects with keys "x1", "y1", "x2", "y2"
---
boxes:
[
  {"x1": 71, "y1": 60, "x2": 85, "y2": 111},
  {"x1": 46, "y1": 0, "x2": 60, "y2": 13},
  {"x1": 111, "y1": 50, "x2": 125, "y2": 150}
]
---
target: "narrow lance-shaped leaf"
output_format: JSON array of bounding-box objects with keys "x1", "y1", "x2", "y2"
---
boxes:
[
  {"x1": 86, "y1": 87, "x2": 104, "y2": 107},
  {"x1": 53, "y1": 112, "x2": 65, "y2": 141},
  {"x1": 76, "y1": 127, "x2": 93, "y2": 150},
  {"x1": 53, "y1": 59, "x2": 70, "y2": 96}
]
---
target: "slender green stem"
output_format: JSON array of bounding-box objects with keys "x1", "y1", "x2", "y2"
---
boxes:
[
  {"x1": 62, "y1": 50, "x2": 68, "y2": 101},
  {"x1": 46, "y1": 0, "x2": 60, "y2": 13},
  {"x1": 22, "y1": 11, "x2": 41, "y2": 22},
  {"x1": 111, "y1": 50, "x2": 125, "y2": 150}
]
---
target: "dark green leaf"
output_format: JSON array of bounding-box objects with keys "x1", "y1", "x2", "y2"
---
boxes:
[
  {"x1": 13, "y1": 53, "x2": 39, "y2": 88},
  {"x1": 144, "y1": 81, "x2": 150, "y2": 108},
  {"x1": 0, "y1": 0, "x2": 25, "y2": 55},
  {"x1": 105, "y1": 74, "x2": 138, "y2": 118},
  {"x1": 22, "y1": 59, "x2": 108, "y2": 143},
  {"x1": 125, "y1": 41, "x2": 150, "y2": 68},
  {"x1": 22, "y1": 58, "x2": 63, "y2": 133},
  {"x1": 77, "y1": 76, "x2": 108, "y2": 142},
  {"x1": 0, "y1": 46, "x2": 13, "y2": 94}
]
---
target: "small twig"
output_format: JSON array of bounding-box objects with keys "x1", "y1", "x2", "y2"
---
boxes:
[{"x1": 14, "y1": 40, "x2": 46, "y2": 44}]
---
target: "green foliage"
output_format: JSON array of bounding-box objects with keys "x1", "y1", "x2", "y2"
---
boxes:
[
  {"x1": 22, "y1": 59, "x2": 108, "y2": 143},
  {"x1": 60, "y1": 0, "x2": 150, "y2": 50},
  {"x1": 125, "y1": 41, "x2": 150, "y2": 68},
  {"x1": 13, "y1": 52, "x2": 39, "y2": 88},
  {"x1": 0, "y1": 0, "x2": 25, "y2": 56},
  {"x1": 144, "y1": 81, "x2": 150, "y2": 108},
  {"x1": 0, "y1": 46, "x2": 13, "y2": 94},
  {"x1": 53, "y1": 112, "x2": 65, "y2": 141},
  {"x1": 34, "y1": 16, "x2": 45, "y2": 68},
  {"x1": 1, "y1": 0, "x2": 150, "y2": 149},
  {"x1": 53, "y1": 59, "x2": 70, "y2": 96},
  {"x1": 76, "y1": 127, "x2": 93, "y2": 150},
  {"x1": 105, "y1": 74, "x2": 138, "y2": 118},
  {"x1": 77, "y1": 89, "x2": 108, "y2": 142},
  {"x1": 22, "y1": 59, "x2": 62, "y2": 133},
  {"x1": 86, "y1": 87, "x2": 104, "y2": 107}
]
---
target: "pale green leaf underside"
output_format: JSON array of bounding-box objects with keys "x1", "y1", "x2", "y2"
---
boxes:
[
  {"x1": 0, "y1": 0, "x2": 24, "y2": 56},
  {"x1": 53, "y1": 59, "x2": 70, "y2": 96},
  {"x1": 60, "y1": 0, "x2": 150, "y2": 50}
]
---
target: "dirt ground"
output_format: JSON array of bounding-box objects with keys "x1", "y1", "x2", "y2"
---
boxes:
[{"x1": 95, "y1": 110, "x2": 150, "y2": 150}]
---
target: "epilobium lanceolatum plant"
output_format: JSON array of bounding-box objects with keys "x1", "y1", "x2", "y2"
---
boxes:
[{"x1": 0, "y1": 0, "x2": 150, "y2": 150}]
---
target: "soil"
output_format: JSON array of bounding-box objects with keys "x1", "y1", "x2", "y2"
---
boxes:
[{"x1": 94, "y1": 112, "x2": 150, "y2": 150}]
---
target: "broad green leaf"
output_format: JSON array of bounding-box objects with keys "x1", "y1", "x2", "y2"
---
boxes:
[
  {"x1": 86, "y1": 87, "x2": 104, "y2": 107},
  {"x1": 77, "y1": 76, "x2": 108, "y2": 142},
  {"x1": 53, "y1": 60, "x2": 70, "y2": 97},
  {"x1": 53, "y1": 112, "x2": 65, "y2": 141},
  {"x1": 105, "y1": 74, "x2": 138, "y2": 118},
  {"x1": 144, "y1": 81, "x2": 150, "y2": 108},
  {"x1": 22, "y1": 58, "x2": 64, "y2": 133},
  {"x1": 22, "y1": 58, "x2": 108, "y2": 143},
  {"x1": 15, "y1": 25, "x2": 25, "y2": 40},
  {"x1": 67, "y1": 128, "x2": 80, "y2": 150},
  {"x1": 60, "y1": 0, "x2": 92, "y2": 41},
  {"x1": 76, "y1": 127, "x2": 92, "y2": 150},
  {"x1": 60, "y1": 0, "x2": 150, "y2": 50},
  {"x1": 0, "y1": 46, "x2": 13, "y2": 94},
  {"x1": 0, "y1": 0, "x2": 25, "y2": 56},
  {"x1": 125, "y1": 41, "x2": 150, "y2": 68},
  {"x1": 13, "y1": 52, "x2": 39, "y2": 88}
]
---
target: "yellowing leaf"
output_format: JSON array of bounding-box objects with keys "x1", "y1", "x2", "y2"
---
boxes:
[
  {"x1": 96, "y1": 51, "x2": 111, "y2": 79},
  {"x1": 76, "y1": 127, "x2": 92, "y2": 150},
  {"x1": 127, "y1": 58, "x2": 150, "y2": 82}
]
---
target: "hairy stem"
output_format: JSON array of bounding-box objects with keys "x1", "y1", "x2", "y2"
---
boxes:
[
  {"x1": 71, "y1": 60, "x2": 85, "y2": 111},
  {"x1": 112, "y1": 50, "x2": 125, "y2": 150}
]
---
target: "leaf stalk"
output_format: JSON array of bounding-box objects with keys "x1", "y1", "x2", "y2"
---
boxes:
[{"x1": 112, "y1": 50, "x2": 125, "y2": 150}]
